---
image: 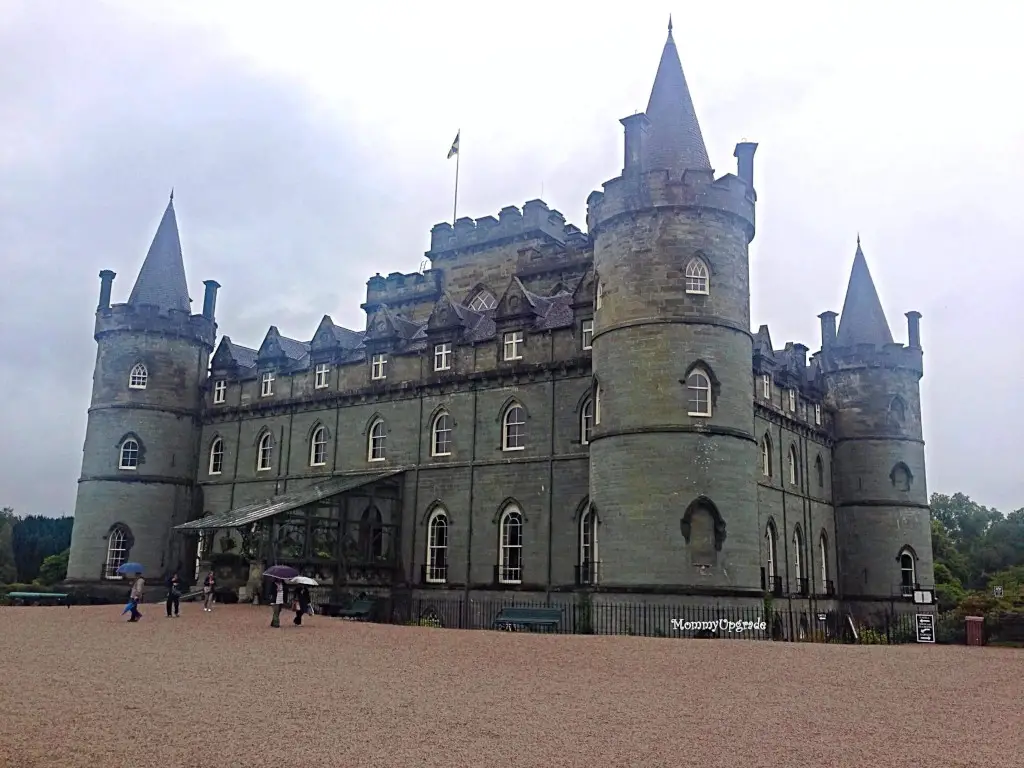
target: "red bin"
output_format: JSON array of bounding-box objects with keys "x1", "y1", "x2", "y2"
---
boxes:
[{"x1": 965, "y1": 616, "x2": 984, "y2": 646}]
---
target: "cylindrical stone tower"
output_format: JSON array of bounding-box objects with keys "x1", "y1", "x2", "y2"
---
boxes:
[
  {"x1": 66, "y1": 198, "x2": 217, "y2": 591},
  {"x1": 819, "y1": 244, "x2": 933, "y2": 615},
  {"x1": 585, "y1": 24, "x2": 762, "y2": 596}
]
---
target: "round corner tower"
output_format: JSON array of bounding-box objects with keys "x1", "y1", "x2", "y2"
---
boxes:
[
  {"x1": 585, "y1": 24, "x2": 762, "y2": 597},
  {"x1": 66, "y1": 197, "x2": 219, "y2": 589},
  {"x1": 818, "y1": 242, "x2": 933, "y2": 613}
]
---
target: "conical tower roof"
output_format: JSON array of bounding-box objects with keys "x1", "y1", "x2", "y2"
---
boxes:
[
  {"x1": 642, "y1": 17, "x2": 712, "y2": 175},
  {"x1": 127, "y1": 194, "x2": 191, "y2": 314},
  {"x1": 835, "y1": 238, "x2": 893, "y2": 347}
]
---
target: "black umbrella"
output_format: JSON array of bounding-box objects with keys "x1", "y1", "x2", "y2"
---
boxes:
[{"x1": 263, "y1": 565, "x2": 299, "y2": 580}]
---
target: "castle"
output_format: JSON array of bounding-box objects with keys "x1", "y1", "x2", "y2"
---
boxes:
[{"x1": 65, "y1": 22, "x2": 935, "y2": 626}]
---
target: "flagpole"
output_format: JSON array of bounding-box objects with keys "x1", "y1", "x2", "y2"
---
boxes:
[{"x1": 453, "y1": 143, "x2": 460, "y2": 226}]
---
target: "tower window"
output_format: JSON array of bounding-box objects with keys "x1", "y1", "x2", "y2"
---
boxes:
[
  {"x1": 686, "y1": 369, "x2": 712, "y2": 417},
  {"x1": 899, "y1": 549, "x2": 917, "y2": 596},
  {"x1": 579, "y1": 507, "x2": 598, "y2": 585},
  {"x1": 503, "y1": 331, "x2": 524, "y2": 361},
  {"x1": 128, "y1": 363, "x2": 148, "y2": 390},
  {"x1": 213, "y1": 380, "x2": 226, "y2": 404},
  {"x1": 685, "y1": 257, "x2": 709, "y2": 294},
  {"x1": 314, "y1": 364, "x2": 330, "y2": 389},
  {"x1": 118, "y1": 438, "x2": 139, "y2": 470},
  {"x1": 208, "y1": 437, "x2": 224, "y2": 475},
  {"x1": 581, "y1": 319, "x2": 594, "y2": 350},
  {"x1": 434, "y1": 343, "x2": 452, "y2": 372},
  {"x1": 260, "y1": 372, "x2": 275, "y2": 397},
  {"x1": 371, "y1": 354, "x2": 387, "y2": 381},
  {"x1": 580, "y1": 398, "x2": 594, "y2": 445},
  {"x1": 104, "y1": 526, "x2": 130, "y2": 580}
]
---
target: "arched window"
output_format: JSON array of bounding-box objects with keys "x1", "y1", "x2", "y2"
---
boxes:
[
  {"x1": 256, "y1": 432, "x2": 273, "y2": 471},
  {"x1": 889, "y1": 396, "x2": 906, "y2": 423},
  {"x1": 793, "y1": 526, "x2": 805, "y2": 583},
  {"x1": 686, "y1": 369, "x2": 712, "y2": 417},
  {"x1": 594, "y1": 383, "x2": 602, "y2": 425},
  {"x1": 368, "y1": 419, "x2": 386, "y2": 461},
  {"x1": 104, "y1": 526, "x2": 129, "y2": 579},
  {"x1": 360, "y1": 507, "x2": 384, "y2": 560},
  {"x1": 468, "y1": 289, "x2": 497, "y2": 312},
  {"x1": 502, "y1": 403, "x2": 526, "y2": 451},
  {"x1": 309, "y1": 425, "x2": 327, "y2": 466},
  {"x1": 788, "y1": 445, "x2": 798, "y2": 485},
  {"x1": 425, "y1": 508, "x2": 449, "y2": 583},
  {"x1": 899, "y1": 549, "x2": 917, "y2": 596},
  {"x1": 580, "y1": 398, "x2": 594, "y2": 445},
  {"x1": 118, "y1": 438, "x2": 139, "y2": 470},
  {"x1": 764, "y1": 522, "x2": 778, "y2": 593},
  {"x1": 579, "y1": 507, "x2": 598, "y2": 584},
  {"x1": 819, "y1": 532, "x2": 830, "y2": 592},
  {"x1": 815, "y1": 454, "x2": 824, "y2": 489},
  {"x1": 761, "y1": 434, "x2": 773, "y2": 477},
  {"x1": 128, "y1": 363, "x2": 148, "y2": 389},
  {"x1": 684, "y1": 257, "x2": 709, "y2": 294},
  {"x1": 208, "y1": 437, "x2": 224, "y2": 475},
  {"x1": 498, "y1": 505, "x2": 523, "y2": 584},
  {"x1": 432, "y1": 412, "x2": 453, "y2": 457},
  {"x1": 891, "y1": 462, "x2": 911, "y2": 492}
]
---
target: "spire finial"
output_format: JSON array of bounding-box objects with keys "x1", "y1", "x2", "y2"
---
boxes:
[
  {"x1": 668, "y1": 14, "x2": 673, "y2": 34},
  {"x1": 169, "y1": 187, "x2": 174, "y2": 203}
]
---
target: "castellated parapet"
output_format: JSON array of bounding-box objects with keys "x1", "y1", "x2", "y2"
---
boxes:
[
  {"x1": 364, "y1": 269, "x2": 444, "y2": 314},
  {"x1": 427, "y1": 199, "x2": 582, "y2": 256},
  {"x1": 95, "y1": 303, "x2": 216, "y2": 349}
]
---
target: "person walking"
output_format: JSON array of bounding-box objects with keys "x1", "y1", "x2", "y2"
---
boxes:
[
  {"x1": 165, "y1": 572, "x2": 182, "y2": 618},
  {"x1": 293, "y1": 586, "x2": 311, "y2": 626},
  {"x1": 270, "y1": 579, "x2": 287, "y2": 628},
  {"x1": 128, "y1": 575, "x2": 145, "y2": 622},
  {"x1": 202, "y1": 570, "x2": 215, "y2": 612}
]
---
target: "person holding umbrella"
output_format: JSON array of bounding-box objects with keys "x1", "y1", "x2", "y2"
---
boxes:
[
  {"x1": 117, "y1": 562, "x2": 146, "y2": 622},
  {"x1": 287, "y1": 576, "x2": 318, "y2": 626},
  {"x1": 264, "y1": 565, "x2": 298, "y2": 628}
]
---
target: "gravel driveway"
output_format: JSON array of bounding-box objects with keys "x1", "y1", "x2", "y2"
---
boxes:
[{"x1": 0, "y1": 604, "x2": 1020, "y2": 767}]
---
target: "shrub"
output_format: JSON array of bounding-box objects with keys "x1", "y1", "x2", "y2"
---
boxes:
[{"x1": 858, "y1": 627, "x2": 888, "y2": 645}]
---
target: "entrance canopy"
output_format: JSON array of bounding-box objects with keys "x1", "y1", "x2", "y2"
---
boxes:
[{"x1": 175, "y1": 470, "x2": 404, "y2": 531}]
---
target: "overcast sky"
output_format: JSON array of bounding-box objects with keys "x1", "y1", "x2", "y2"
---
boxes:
[{"x1": 1, "y1": 1, "x2": 1021, "y2": 518}]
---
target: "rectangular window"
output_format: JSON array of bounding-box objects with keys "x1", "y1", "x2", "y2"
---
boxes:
[
  {"x1": 762, "y1": 374, "x2": 771, "y2": 399},
  {"x1": 371, "y1": 353, "x2": 387, "y2": 380},
  {"x1": 788, "y1": 389, "x2": 796, "y2": 411},
  {"x1": 260, "y1": 372, "x2": 274, "y2": 397},
  {"x1": 434, "y1": 342, "x2": 452, "y2": 372},
  {"x1": 581, "y1": 319, "x2": 594, "y2": 351},
  {"x1": 213, "y1": 380, "x2": 226, "y2": 404},
  {"x1": 314, "y1": 363, "x2": 330, "y2": 389},
  {"x1": 814, "y1": 403, "x2": 822, "y2": 425},
  {"x1": 503, "y1": 331, "x2": 524, "y2": 361}
]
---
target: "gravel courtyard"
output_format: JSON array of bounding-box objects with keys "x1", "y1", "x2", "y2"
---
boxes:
[{"x1": 0, "y1": 604, "x2": 1020, "y2": 767}]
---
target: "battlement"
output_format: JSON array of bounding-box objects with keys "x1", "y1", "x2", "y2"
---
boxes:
[
  {"x1": 427, "y1": 200, "x2": 585, "y2": 256},
  {"x1": 819, "y1": 342, "x2": 924, "y2": 377},
  {"x1": 364, "y1": 269, "x2": 443, "y2": 311},
  {"x1": 587, "y1": 167, "x2": 756, "y2": 237},
  {"x1": 95, "y1": 302, "x2": 216, "y2": 348}
]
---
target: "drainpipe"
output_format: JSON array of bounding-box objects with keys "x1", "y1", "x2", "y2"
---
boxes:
[{"x1": 464, "y1": 383, "x2": 478, "y2": 626}]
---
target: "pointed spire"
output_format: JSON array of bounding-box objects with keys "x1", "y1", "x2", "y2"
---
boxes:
[
  {"x1": 127, "y1": 197, "x2": 192, "y2": 314},
  {"x1": 835, "y1": 238, "x2": 894, "y2": 347},
  {"x1": 641, "y1": 20, "x2": 712, "y2": 175}
]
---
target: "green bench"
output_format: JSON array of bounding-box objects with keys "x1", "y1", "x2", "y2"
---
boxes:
[
  {"x1": 319, "y1": 598, "x2": 376, "y2": 621},
  {"x1": 492, "y1": 607, "x2": 562, "y2": 632},
  {"x1": 6, "y1": 591, "x2": 70, "y2": 607}
]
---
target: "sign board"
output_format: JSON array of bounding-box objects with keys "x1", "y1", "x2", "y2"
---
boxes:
[
  {"x1": 912, "y1": 589, "x2": 935, "y2": 605},
  {"x1": 915, "y1": 614, "x2": 935, "y2": 643},
  {"x1": 993, "y1": 586, "x2": 1004, "y2": 598},
  {"x1": 816, "y1": 613, "x2": 827, "y2": 622}
]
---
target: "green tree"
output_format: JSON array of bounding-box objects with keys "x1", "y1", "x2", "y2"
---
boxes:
[
  {"x1": 37, "y1": 549, "x2": 70, "y2": 586},
  {"x1": 11, "y1": 515, "x2": 73, "y2": 583},
  {"x1": 0, "y1": 508, "x2": 17, "y2": 584}
]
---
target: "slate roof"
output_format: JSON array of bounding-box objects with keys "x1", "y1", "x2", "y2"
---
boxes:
[
  {"x1": 226, "y1": 338, "x2": 258, "y2": 369},
  {"x1": 518, "y1": 279, "x2": 574, "y2": 331},
  {"x1": 127, "y1": 198, "x2": 192, "y2": 313},
  {"x1": 835, "y1": 240, "x2": 894, "y2": 347}
]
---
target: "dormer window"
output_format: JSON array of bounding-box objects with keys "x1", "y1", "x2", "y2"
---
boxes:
[
  {"x1": 814, "y1": 403, "x2": 822, "y2": 425},
  {"x1": 581, "y1": 319, "x2": 594, "y2": 351},
  {"x1": 503, "y1": 331, "x2": 524, "y2": 361},
  {"x1": 213, "y1": 380, "x2": 226, "y2": 404},
  {"x1": 314, "y1": 364, "x2": 330, "y2": 389},
  {"x1": 434, "y1": 343, "x2": 452, "y2": 372},
  {"x1": 261, "y1": 372, "x2": 275, "y2": 397},
  {"x1": 761, "y1": 374, "x2": 771, "y2": 399},
  {"x1": 371, "y1": 353, "x2": 387, "y2": 381},
  {"x1": 788, "y1": 389, "x2": 796, "y2": 411},
  {"x1": 468, "y1": 289, "x2": 497, "y2": 312}
]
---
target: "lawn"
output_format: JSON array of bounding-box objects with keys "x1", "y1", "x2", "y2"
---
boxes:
[{"x1": 0, "y1": 604, "x2": 1020, "y2": 767}]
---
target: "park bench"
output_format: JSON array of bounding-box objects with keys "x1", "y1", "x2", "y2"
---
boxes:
[
  {"x1": 319, "y1": 598, "x2": 376, "y2": 621},
  {"x1": 6, "y1": 591, "x2": 70, "y2": 607},
  {"x1": 492, "y1": 606, "x2": 562, "y2": 632}
]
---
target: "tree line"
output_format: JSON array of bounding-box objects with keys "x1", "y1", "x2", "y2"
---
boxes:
[{"x1": 0, "y1": 508, "x2": 73, "y2": 587}]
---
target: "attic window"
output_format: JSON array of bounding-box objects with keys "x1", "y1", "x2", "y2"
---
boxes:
[
  {"x1": 503, "y1": 331, "x2": 524, "y2": 361},
  {"x1": 371, "y1": 353, "x2": 387, "y2": 381},
  {"x1": 788, "y1": 389, "x2": 796, "y2": 411},
  {"x1": 314, "y1": 364, "x2": 330, "y2": 389},
  {"x1": 762, "y1": 374, "x2": 771, "y2": 399},
  {"x1": 581, "y1": 319, "x2": 594, "y2": 351},
  {"x1": 814, "y1": 403, "x2": 821, "y2": 425},
  {"x1": 468, "y1": 290, "x2": 497, "y2": 312},
  {"x1": 261, "y1": 372, "x2": 275, "y2": 397},
  {"x1": 213, "y1": 380, "x2": 226, "y2": 404}
]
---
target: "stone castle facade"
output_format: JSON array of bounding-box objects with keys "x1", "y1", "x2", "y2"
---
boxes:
[{"x1": 66, "y1": 23, "x2": 935, "y2": 619}]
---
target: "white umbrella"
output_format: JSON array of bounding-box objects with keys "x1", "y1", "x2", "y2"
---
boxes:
[{"x1": 285, "y1": 576, "x2": 319, "y2": 586}]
